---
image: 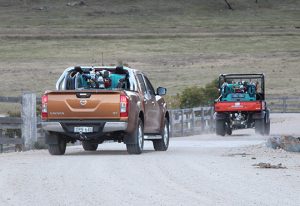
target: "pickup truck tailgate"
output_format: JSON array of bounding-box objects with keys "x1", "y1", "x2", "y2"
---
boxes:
[{"x1": 46, "y1": 91, "x2": 121, "y2": 120}]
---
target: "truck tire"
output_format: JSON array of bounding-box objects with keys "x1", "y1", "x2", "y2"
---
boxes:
[
  {"x1": 216, "y1": 119, "x2": 226, "y2": 136},
  {"x1": 82, "y1": 142, "x2": 98, "y2": 151},
  {"x1": 153, "y1": 118, "x2": 169, "y2": 151},
  {"x1": 48, "y1": 135, "x2": 66, "y2": 155},
  {"x1": 126, "y1": 118, "x2": 144, "y2": 154},
  {"x1": 255, "y1": 119, "x2": 265, "y2": 135}
]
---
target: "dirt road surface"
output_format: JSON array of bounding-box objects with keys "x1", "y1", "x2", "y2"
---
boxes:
[{"x1": 0, "y1": 114, "x2": 300, "y2": 206}]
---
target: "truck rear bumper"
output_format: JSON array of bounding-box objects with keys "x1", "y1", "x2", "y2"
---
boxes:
[
  {"x1": 41, "y1": 121, "x2": 128, "y2": 133},
  {"x1": 103, "y1": 122, "x2": 128, "y2": 132}
]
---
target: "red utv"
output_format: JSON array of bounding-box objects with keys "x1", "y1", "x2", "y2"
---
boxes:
[{"x1": 214, "y1": 73, "x2": 270, "y2": 136}]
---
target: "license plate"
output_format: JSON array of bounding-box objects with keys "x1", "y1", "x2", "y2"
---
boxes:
[{"x1": 74, "y1": 127, "x2": 93, "y2": 133}]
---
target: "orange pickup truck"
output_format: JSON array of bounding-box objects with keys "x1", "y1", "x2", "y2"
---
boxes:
[{"x1": 41, "y1": 66, "x2": 169, "y2": 155}]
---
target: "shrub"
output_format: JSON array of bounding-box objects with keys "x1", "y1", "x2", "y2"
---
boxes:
[{"x1": 179, "y1": 79, "x2": 219, "y2": 108}]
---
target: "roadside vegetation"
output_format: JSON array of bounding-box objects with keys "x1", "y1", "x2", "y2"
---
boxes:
[{"x1": 167, "y1": 79, "x2": 219, "y2": 109}]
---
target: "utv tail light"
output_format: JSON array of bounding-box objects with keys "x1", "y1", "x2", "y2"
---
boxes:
[
  {"x1": 41, "y1": 94, "x2": 48, "y2": 120},
  {"x1": 120, "y1": 94, "x2": 129, "y2": 117},
  {"x1": 261, "y1": 102, "x2": 265, "y2": 110}
]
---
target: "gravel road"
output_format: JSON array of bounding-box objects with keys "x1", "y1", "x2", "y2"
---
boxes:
[{"x1": 0, "y1": 114, "x2": 300, "y2": 206}]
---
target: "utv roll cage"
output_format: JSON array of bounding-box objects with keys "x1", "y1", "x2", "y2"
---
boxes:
[{"x1": 218, "y1": 73, "x2": 265, "y2": 101}]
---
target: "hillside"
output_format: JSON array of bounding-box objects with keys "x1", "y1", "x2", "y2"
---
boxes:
[{"x1": 0, "y1": 0, "x2": 299, "y2": 103}]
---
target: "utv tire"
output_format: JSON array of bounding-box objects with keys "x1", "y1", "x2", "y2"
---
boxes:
[
  {"x1": 264, "y1": 119, "x2": 270, "y2": 136},
  {"x1": 48, "y1": 136, "x2": 67, "y2": 155},
  {"x1": 153, "y1": 118, "x2": 170, "y2": 151},
  {"x1": 226, "y1": 126, "x2": 232, "y2": 135},
  {"x1": 126, "y1": 118, "x2": 144, "y2": 154},
  {"x1": 82, "y1": 142, "x2": 98, "y2": 151},
  {"x1": 216, "y1": 119, "x2": 226, "y2": 136},
  {"x1": 255, "y1": 119, "x2": 265, "y2": 135}
]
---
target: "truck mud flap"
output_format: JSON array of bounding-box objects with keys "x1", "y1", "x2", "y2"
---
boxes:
[
  {"x1": 123, "y1": 134, "x2": 136, "y2": 144},
  {"x1": 123, "y1": 114, "x2": 140, "y2": 144},
  {"x1": 45, "y1": 132, "x2": 60, "y2": 145}
]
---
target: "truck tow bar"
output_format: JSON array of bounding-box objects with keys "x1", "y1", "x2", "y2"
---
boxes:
[{"x1": 78, "y1": 132, "x2": 88, "y2": 141}]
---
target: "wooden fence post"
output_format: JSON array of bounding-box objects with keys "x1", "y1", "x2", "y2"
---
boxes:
[
  {"x1": 21, "y1": 92, "x2": 37, "y2": 150},
  {"x1": 201, "y1": 108, "x2": 205, "y2": 132},
  {"x1": 283, "y1": 97, "x2": 287, "y2": 113},
  {"x1": 0, "y1": 129, "x2": 3, "y2": 153},
  {"x1": 180, "y1": 110, "x2": 184, "y2": 136},
  {"x1": 191, "y1": 108, "x2": 195, "y2": 135},
  {"x1": 210, "y1": 107, "x2": 214, "y2": 131}
]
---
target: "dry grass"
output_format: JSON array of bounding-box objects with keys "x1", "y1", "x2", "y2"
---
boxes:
[
  {"x1": 0, "y1": 36, "x2": 298, "y2": 96},
  {"x1": 0, "y1": 0, "x2": 299, "y2": 112}
]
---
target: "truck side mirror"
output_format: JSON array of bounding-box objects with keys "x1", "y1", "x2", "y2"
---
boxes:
[{"x1": 157, "y1": 87, "x2": 167, "y2": 96}]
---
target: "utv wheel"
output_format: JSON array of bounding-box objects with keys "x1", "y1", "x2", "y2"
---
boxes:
[
  {"x1": 255, "y1": 119, "x2": 265, "y2": 135},
  {"x1": 226, "y1": 125, "x2": 232, "y2": 135},
  {"x1": 216, "y1": 119, "x2": 226, "y2": 136},
  {"x1": 264, "y1": 119, "x2": 270, "y2": 136},
  {"x1": 82, "y1": 142, "x2": 98, "y2": 151},
  {"x1": 126, "y1": 118, "x2": 144, "y2": 154},
  {"x1": 48, "y1": 135, "x2": 67, "y2": 155},
  {"x1": 153, "y1": 118, "x2": 170, "y2": 151}
]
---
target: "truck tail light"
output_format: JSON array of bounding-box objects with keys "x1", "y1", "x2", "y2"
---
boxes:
[
  {"x1": 120, "y1": 94, "x2": 129, "y2": 117},
  {"x1": 41, "y1": 94, "x2": 48, "y2": 120}
]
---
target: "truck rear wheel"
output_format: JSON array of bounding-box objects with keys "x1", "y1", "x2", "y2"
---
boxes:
[
  {"x1": 216, "y1": 119, "x2": 226, "y2": 136},
  {"x1": 153, "y1": 118, "x2": 169, "y2": 151},
  {"x1": 126, "y1": 118, "x2": 144, "y2": 154},
  {"x1": 48, "y1": 135, "x2": 66, "y2": 155},
  {"x1": 82, "y1": 142, "x2": 98, "y2": 151},
  {"x1": 255, "y1": 119, "x2": 265, "y2": 135}
]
